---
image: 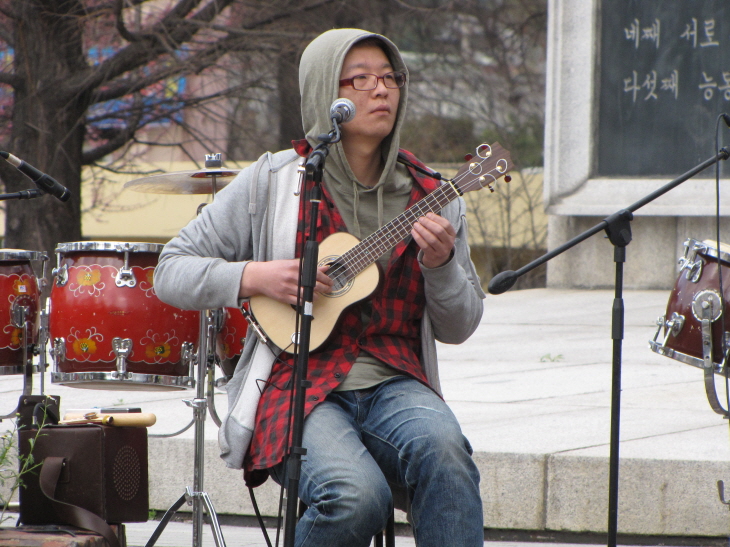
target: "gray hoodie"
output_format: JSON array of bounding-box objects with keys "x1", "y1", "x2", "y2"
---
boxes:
[{"x1": 154, "y1": 28, "x2": 486, "y2": 471}]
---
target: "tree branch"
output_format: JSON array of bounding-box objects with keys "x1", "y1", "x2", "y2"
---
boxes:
[
  {"x1": 82, "y1": 82, "x2": 243, "y2": 164},
  {"x1": 0, "y1": 71, "x2": 21, "y2": 88},
  {"x1": 89, "y1": 34, "x2": 278, "y2": 104}
]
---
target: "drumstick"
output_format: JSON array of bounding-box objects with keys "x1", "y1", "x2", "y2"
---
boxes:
[{"x1": 61, "y1": 412, "x2": 157, "y2": 427}]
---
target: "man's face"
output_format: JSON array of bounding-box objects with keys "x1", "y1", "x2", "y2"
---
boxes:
[{"x1": 338, "y1": 44, "x2": 400, "y2": 145}]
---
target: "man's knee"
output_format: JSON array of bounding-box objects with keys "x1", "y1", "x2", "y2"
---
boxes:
[{"x1": 309, "y1": 471, "x2": 392, "y2": 528}]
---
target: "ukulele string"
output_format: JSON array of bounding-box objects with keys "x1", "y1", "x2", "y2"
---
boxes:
[{"x1": 325, "y1": 151, "x2": 505, "y2": 281}]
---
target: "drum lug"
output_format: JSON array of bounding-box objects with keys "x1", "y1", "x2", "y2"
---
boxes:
[
  {"x1": 51, "y1": 338, "x2": 66, "y2": 371},
  {"x1": 115, "y1": 249, "x2": 137, "y2": 288},
  {"x1": 678, "y1": 256, "x2": 703, "y2": 282},
  {"x1": 679, "y1": 239, "x2": 708, "y2": 282},
  {"x1": 52, "y1": 263, "x2": 68, "y2": 287},
  {"x1": 112, "y1": 337, "x2": 133, "y2": 379},
  {"x1": 667, "y1": 312, "x2": 685, "y2": 337}
]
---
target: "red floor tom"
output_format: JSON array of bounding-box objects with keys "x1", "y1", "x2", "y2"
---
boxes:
[
  {"x1": 0, "y1": 250, "x2": 44, "y2": 375},
  {"x1": 49, "y1": 241, "x2": 199, "y2": 390}
]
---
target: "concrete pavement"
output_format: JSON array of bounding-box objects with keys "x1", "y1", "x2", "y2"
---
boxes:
[{"x1": 2, "y1": 288, "x2": 730, "y2": 544}]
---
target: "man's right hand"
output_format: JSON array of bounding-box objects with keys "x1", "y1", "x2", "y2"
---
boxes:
[{"x1": 239, "y1": 259, "x2": 333, "y2": 306}]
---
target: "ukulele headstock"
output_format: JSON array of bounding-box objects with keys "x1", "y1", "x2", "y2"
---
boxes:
[{"x1": 454, "y1": 143, "x2": 513, "y2": 194}]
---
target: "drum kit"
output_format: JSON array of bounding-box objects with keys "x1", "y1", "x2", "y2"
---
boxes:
[
  {"x1": 651, "y1": 237, "x2": 730, "y2": 416},
  {"x1": 2, "y1": 154, "x2": 246, "y2": 547}
]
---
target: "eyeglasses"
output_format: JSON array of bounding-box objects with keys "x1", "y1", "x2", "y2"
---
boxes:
[{"x1": 339, "y1": 71, "x2": 407, "y2": 91}]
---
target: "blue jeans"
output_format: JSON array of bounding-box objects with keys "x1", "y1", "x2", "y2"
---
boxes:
[{"x1": 268, "y1": 377, "x2": 483, "y2": 547}]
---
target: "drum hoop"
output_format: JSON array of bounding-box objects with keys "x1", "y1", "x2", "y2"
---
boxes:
[
  {"x1": 50, "y1": 370, "x2": 194, "y2": 389},
  {"x1": 55, "y1": 241, "x2": 164, "y2": 254},
  {"x1": 0, "y1": 249, "x2": 47, "y2": 262}
]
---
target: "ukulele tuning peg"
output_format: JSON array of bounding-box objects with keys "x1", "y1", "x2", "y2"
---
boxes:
[
  {"x1": 477, "y1": 144, "x2": 492, "y2": 158},
  {"x1": 504, "y1": 175, "x2": 512, "y2": 183},
  {"x1": 478, "y1": 176, "x2": 495, "y2": 192},
  {"x1": 464, "y1": 154, "x2": 473, "y2": 162}
]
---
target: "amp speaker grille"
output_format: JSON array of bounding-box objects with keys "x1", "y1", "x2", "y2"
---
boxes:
[{"x1": 112, "y1": 445, "x2": 141, "y2": 501}]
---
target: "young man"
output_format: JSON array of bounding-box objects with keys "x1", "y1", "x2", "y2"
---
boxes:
[{"x1": 155, "y1": 28, "x2": 485, "y2": 547}]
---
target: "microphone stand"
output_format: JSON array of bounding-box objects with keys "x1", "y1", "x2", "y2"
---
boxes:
[
  {"x1": 283, "y1": 124, "x2": 340, "y2": 547},
  {"x1": 488, "y1": 146, "x2": 730, "y2": 547}
]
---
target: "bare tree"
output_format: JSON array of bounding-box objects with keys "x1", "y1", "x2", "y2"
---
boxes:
[
  {"x1": 0, "y1": 0, "x2": 547, "y2": 290},
  {"x1": 0, "y1": 0, "x2": 343, "y2": 265}
]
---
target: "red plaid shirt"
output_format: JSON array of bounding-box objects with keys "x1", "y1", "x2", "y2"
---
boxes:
[{"x1": 243, "y1": 147, "x2": 440, "y2": 487}]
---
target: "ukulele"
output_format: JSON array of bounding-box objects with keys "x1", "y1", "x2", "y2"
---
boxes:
[{"x1": 249, "y1": 142, "x2": 513, "y2": 353}]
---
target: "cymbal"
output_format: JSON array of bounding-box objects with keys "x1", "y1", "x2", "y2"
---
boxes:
[{"x1": 124, "y1": 168, "x2": 240, "y2": 194}]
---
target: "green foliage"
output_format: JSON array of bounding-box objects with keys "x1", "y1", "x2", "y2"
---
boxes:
[{"x1": 0, "y1": 420, "x2": 45, "y2": 525}]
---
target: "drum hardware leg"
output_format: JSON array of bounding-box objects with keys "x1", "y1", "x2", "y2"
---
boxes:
[
  {"x1": 207, "y1": 362, "x2": 222, "y2": 428},
  {"x1": 115, "y1": 249, "x2": 137, "y2": 288},
  {"x1": 700, "y1": 317, "x2": 715, "y2": 371},
  {"x1": 181, "y1": 341, "x2": 196, "y2": 382},
  {"x1": 703, "y1": 360, "x2": 730, "y2": 417},
  {"x1": 10, "y1": 304, "x2": 33, "y2": 397},
  {"x1": 21, "y1": 321, "x2": 31, "y2": 396},
  {"x1": 111, "y1": 337, "x2": 133, "y2": 379},
  {"x1": 51, "y1": 338, "x2": 65, "y2": 372},
  {"x1": 182, "y1": 341, "x2": 196, "y2": 385},
  {"x1": 697, "y1": 303, "x2": 730, "y2": 416},
  {"x1": 191, "y1": 310, "x2": 225, "y2": 547},
  {"x1": 205, "y1": 310, "x2": 224, "y2": 427},
  {"x1": 149, "y1": 310, "x2": 227, "y2": 547},
  {"x1": 37, "y1": 307, "x2": 49, "y2": 395}
]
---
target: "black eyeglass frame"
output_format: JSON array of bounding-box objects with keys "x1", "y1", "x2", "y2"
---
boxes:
[{"x1": 338, "y1": 71, "x2": 407, "y2": 91}]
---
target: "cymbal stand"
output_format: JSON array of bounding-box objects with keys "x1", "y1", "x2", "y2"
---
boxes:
[
  {"x1": 148, "y1": 153, "x2": 228, "y2": 546},
  {"x1": 146, "y1": 309, "x2": 227, "y2": 547}
]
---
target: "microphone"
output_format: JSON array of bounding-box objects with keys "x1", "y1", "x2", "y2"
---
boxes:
[
  {"x1": 330, "y1": 98, "x2": 356, "y2": 124},
  {"x1": 723, "y1": 113, "x2": 730, "y2": 128},
  {"x1": 0, "y1": 151, "x2": 71, "y2": 202}
]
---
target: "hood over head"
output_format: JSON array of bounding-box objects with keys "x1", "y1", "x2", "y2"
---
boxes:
[{"x1": 298, "y1": 28, "x2": 411, "y2": 237}]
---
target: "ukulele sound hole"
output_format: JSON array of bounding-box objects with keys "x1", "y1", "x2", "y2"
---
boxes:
[{"x1": 322, "y1": 257, "x2": 353, "y2": 297}]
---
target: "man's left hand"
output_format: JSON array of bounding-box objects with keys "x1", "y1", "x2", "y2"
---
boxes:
[{"x1": 411, "y1": 212, "x2": 456, "y2": 269}]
